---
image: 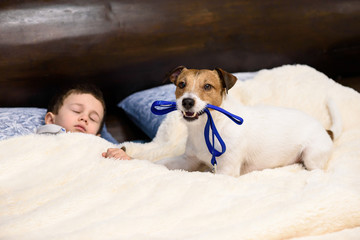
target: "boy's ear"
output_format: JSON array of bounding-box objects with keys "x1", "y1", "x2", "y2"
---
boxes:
[{"x1": 45, "y1": 112, "x2": 55, "y2": 124}]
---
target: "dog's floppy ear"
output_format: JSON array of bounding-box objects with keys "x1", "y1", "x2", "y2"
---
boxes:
[
  {"x1": 215, "y1": 68, "x2": 237, "y2": 93},
  {"x1": 166, "y1": 66, "x2": 186, "y2": 84}
]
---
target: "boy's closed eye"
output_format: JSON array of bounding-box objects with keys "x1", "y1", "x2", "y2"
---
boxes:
[
  {"x1": 90, "y1": 113, "x2": 100, "y2": 122},
  {"x1": 70, "y1": 105, "x2": 83, "y2": 113}
]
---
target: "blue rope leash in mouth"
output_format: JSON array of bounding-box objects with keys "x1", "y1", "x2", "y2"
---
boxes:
[
  {"x1": 151, "y1": 101, "x2": 177, "y2": 115},
  {"x1": 151, "y1": 100, "x2": 244, "y2": 169}
]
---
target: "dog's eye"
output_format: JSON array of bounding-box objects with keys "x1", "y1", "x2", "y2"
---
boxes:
[
  {"x1": 178, "y1": 81, "x2": 186, "y2": 89},
  {"x1": 204, "y1": 84, "x2": 212, "y2": 91}
]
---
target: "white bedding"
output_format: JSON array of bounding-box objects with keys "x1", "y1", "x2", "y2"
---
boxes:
[{"x1": 1, "y1": 65, "x2": 360, "y2": 239}]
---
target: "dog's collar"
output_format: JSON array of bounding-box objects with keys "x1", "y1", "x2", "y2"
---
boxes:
[{"x1": 151, "y1": 101, "x2": 244, "y2": 172}]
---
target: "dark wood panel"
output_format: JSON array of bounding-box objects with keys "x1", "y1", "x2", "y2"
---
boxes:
[{"x1": 0, "y1": 0, "x2": 359, "y2": 110}]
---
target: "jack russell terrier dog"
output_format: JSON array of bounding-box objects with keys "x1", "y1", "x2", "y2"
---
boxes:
[{"x1": 153, "y1": 66, "x2": 341, "y2": 177}]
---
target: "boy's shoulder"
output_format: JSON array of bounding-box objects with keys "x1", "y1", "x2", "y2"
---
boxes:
[{"x1": 36, "y1": 124, "x2": 66, "y2": 135}]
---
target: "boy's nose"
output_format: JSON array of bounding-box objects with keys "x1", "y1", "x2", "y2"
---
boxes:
[{"x1": 79, "y1": 115, "x2": 88, "y2": 123}]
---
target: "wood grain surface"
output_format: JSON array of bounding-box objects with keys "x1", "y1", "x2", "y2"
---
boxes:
[{"x1": 0, "y1": 0, "x2": 359, "y2": 111}]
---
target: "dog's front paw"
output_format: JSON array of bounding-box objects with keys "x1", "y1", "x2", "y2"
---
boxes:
[{"x1": 215, "y1": 164, "x2": 241, "y2": 177}]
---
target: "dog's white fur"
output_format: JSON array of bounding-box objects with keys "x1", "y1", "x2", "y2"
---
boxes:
[
  {"x1": 122, "y1": 66, "x2": 342, "y2": 177},
  {"x1": 156, "y1": 67, "x2": 342, "y2": 177}
]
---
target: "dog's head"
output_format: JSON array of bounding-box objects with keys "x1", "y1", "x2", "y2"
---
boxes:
[{"x1": 168, "y1": 66, "x2": 237, "y2": 122}]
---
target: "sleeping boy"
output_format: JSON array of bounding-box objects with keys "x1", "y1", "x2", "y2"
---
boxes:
[{"x1": 36, "y1": 83, "x2": 131, "y2": 160}]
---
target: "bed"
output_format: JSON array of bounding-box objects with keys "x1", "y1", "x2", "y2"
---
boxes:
[{"x1": 1, "y1": 1, "x2": 360, "y2": 239}]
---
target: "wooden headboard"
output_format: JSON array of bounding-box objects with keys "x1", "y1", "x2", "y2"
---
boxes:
[{"x1": 1, "y1": 0, "x2": 359, "y2": 113}]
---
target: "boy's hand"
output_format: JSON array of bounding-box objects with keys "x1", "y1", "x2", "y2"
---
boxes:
[{"x1": 102, "y1": 148, "x2": 132, "y2": 160}]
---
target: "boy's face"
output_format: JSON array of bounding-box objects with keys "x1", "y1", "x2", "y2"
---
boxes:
[{"x1": 45, "y1": 93, "x2": 104, "y2": 135}]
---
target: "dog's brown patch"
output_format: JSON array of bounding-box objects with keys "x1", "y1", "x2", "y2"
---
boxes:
[
  {"x1": 171, "y1": 68, "x2": 226, "y2": 107},
  {"x1": 215, "y1": 68, "x2": 237, "y2": 93},
  {"x1": 326, "y1": 130, "x2": 334, "y2": 140}
]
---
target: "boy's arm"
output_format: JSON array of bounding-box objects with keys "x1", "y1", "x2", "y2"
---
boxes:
[{"x1": 102, "y1": 146, "x2": 131, "y2": 160}]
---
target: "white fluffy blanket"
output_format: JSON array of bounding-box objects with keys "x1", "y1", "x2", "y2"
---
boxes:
[{"x1": 1, "y1": 65, "x2": 360, "y2": 239}]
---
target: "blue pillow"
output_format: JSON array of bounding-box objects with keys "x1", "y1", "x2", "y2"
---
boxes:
[
  {"x1": 0, "y1": 107, "x2": 118, "y2": 144},
  {"x1": 118, "y1": 84, "x2": 176, "y2": 139},
  {"x1": 118, "y1": 71, "x2": 257, "y2": 138}
]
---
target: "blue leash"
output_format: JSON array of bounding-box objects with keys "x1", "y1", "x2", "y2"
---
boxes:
[{"x1": 151, "y1": 101, "x2": 243, "y2": 170}]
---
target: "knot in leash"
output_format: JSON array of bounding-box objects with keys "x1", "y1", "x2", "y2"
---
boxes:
[{"x1": 151, "y1": 101, "x2": 243, "y2": 170}]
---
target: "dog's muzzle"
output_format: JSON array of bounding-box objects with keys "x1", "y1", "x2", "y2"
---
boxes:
[{"x1": 181, "y1": 98, "x2": 205, "y2": 121}]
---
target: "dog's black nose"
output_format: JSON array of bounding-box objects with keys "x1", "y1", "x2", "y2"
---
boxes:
[{"x1": 182, "y1": 98, "x2": 195, "y2": 110}]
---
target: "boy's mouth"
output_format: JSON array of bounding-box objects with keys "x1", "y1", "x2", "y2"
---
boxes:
[{"x1": 74, "y1": 125, "x2": 86, "y2": 132}]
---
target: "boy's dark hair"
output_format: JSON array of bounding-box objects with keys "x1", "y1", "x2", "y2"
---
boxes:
[{"x1": 47, "y1": 83, "x2": 106, "y2": 134}]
